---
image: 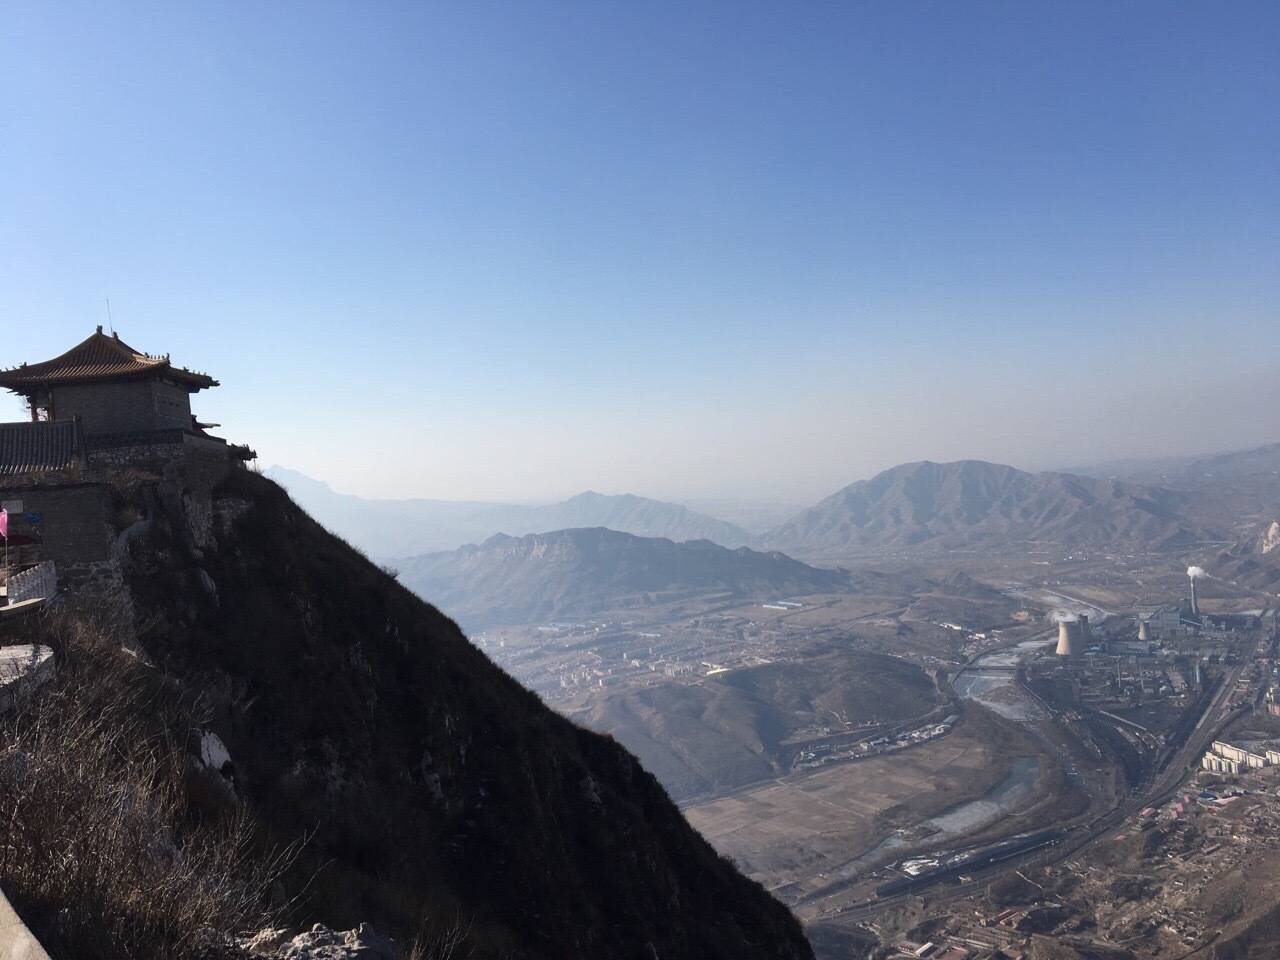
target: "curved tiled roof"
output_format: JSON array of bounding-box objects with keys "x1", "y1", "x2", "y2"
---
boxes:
[
  {"x1": 0, "y1": 328, "x2": 218, "y2": 392},
  {"x1": 0, "y1": 420, "x2": 81, "y2": 476}
]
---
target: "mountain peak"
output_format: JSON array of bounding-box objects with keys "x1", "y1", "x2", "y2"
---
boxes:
[{"x1": 769, "y1": 459, "x2": 1200, "y2": 557}]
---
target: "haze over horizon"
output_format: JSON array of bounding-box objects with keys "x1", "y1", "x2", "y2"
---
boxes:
[{"x1": 4, "y1": 1, "x2": 1277, "y2": 503}]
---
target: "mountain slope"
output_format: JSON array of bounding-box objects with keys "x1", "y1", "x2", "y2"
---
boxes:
[
  {"x1": 395, "y1": 527, "x2": 850, "y2": 629},
  {"x1": 1215, "y1": 519, "x2": 1280, "y2": 594},
  {"x1": 120, "y1": 469, "x2": 813, "y2": 960},
  {"x1": 767, "y1": 459, "x2": 1203, "y2": 557},
  {"x1": 266, "y1": 467, "x2": 754, "y2": 555}
]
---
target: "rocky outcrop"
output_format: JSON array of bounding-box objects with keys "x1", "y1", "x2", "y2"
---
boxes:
[{"x1": 243, "y1": 924, "x2": 395, "y2": 959}]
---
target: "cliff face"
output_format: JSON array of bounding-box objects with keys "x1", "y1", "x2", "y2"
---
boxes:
[{"x1": 122, "y1": 469, "x2": 812, "y2": 960}]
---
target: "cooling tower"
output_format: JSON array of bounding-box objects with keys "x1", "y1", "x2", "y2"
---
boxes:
[
  {"x1": 1056, "y1": 620, "x2": 1081, "y2": 657},
  {"x1": 1138, "y1": 619, "x2": 1151, "y2": 642},
  {"x1": 1078, "y1": 614, "x2": 1090, "y2": 643}
]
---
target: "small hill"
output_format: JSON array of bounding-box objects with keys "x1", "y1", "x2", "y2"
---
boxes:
[
  {"x1": 767, "y1": 459, "x2": 1202, "y2": 557},
  {"x1": 266, "y1": 467, "x2": 754, "y2": 555},
  {"x1": 576, "y1": 649, "x2": 938, "y2": 802},
  {"x1": 395, "y1": 527, "x2": 849, "y2": 629}
]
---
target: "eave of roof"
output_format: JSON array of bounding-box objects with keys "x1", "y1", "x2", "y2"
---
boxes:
[
  {"x1": 0, "y1": 328, "x2": 218, "y2": 392},
  {"x1": 0, "y1": 420, "x2": 81, "y2": 477}
]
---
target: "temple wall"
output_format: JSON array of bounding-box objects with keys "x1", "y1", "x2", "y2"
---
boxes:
[
  {"x1": 52, "y1": 381, "x2": 161, "y2": 435},
  {"x1": 152, "y1": 380, "x2": 194, "y2": 430},
  {"x1": 51, "y1": 379, "x2": 193, "y2": 436}
]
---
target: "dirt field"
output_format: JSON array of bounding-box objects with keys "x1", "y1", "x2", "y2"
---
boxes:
[{"x1": 684, "y1": 708, "x2": 1032, "y2": 904}]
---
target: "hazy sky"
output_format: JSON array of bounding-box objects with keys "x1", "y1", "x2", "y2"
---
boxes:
[{"x1": 3, "y1": 2, "x2": 1277, "y2": 504}]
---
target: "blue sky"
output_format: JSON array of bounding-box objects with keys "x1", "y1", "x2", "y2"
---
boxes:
[{"x1": 2, "y1": 1, "x2": 1277, "y2": 503}]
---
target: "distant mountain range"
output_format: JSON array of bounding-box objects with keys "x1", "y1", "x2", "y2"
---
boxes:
[
  {"x1": 394, "y1": 527, "x2": 849, "y2": 630},
  {"x1": 1070, "y1": 441, "x2": 1280, "y2": 484},
  {"x1": 275, "y1": 442, "x2": 1280, "y2": 567},
  {"x1": 765, "y1": 459, "x2": 1206, "y2": 557},
  {"x1": 1071, "y1": 441, "x2": 1280, "y2": 535},
  {"x1": 265, "y1": 467, "x2": 754, "y2": 556}
]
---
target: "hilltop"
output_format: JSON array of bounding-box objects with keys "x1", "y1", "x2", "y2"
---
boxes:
[
  {"x1": 267, "y1": 467, "x2": 755, "y2": 555},
  {"x1": 394, "y1": 527, "x2": 849, "y2": 630},
  {"x1": 766, "y1": 459, "x2": 1204, "y2": 558}
]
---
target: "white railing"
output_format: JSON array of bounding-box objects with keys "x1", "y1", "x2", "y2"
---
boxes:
[{"x1": 6, "y1": 562, "x2": 57, "y2": 605}]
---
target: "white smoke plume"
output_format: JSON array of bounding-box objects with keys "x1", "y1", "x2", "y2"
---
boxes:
[
  {"x1": 1050, "y1": 609, "x2": 1078, "y2": 623},
  {"x1": 1187, "y1": 566, "x2": 1208, "y2": 580}
]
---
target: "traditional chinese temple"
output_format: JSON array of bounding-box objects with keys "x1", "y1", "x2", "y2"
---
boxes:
[
  {"x1": 0, "y1": 327, "x2": 252, "y2": 475},
  {"x1": 0, "y1": 329, "x2": 254, "y2": 593}
]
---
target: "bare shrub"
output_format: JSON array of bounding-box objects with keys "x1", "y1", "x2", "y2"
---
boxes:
[
  {"x1": 406, "y1": 914, "x2": 489, "y2": 960},
  {"x1": 0, "y1": 603, "x2": 293, "y2": 959}
]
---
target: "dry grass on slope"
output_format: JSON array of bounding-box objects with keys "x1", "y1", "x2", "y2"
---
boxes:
[{"x1": 0, "y1": 602, "x2": 291, "y2": 960}]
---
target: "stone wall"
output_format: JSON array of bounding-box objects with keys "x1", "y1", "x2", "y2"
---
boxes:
[
  {"x1": 86, "y1": 431, "x2": 235, "y2": 474},
  {"x1": 0, "y1": 484, "x2": 115, "y2": 565}
]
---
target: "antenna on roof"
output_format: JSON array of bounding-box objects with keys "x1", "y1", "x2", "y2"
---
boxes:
[{"x1": 105, "y1": 298, "x2": 114, "y2": 336}]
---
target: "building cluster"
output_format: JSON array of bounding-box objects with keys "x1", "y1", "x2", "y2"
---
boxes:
[
  {"x1": 794, "y1": 714, "x2": 958, "y2": 771},
  {"x1": 1201, "y1": 739, "x2": 1280, "y2": 775}
]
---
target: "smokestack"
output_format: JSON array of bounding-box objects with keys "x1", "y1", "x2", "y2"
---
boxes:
[
  {"x1": 1078, "y1": 614, "x2": 1090, "y2": 643},
  {"x1": 1187, "y1": 566, "x2": 1206, "y2": 617}
]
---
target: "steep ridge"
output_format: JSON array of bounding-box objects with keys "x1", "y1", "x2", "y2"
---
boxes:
[
  {"x1": 767, "y1": 459, "x2": 1203, "y2": 557},
  {"x1": 267, "y1": 467, "x2": 755, "y2": 555},
  {"x1": 394, "y1": 527, "x2": 850, "y2": 630},
  {"x1": 123, "y1": 470, "x2": 813, "y2": 960}
]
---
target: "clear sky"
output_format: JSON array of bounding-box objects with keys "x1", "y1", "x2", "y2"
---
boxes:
[{"x1": 2, "y1": 1, "x2": 1277, "y2": 504}]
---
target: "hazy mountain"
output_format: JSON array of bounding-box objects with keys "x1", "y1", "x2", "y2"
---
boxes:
[
  {"x1": 1071, "y1": 441, "x2": 1280, "y2": 483},
  {"x1": 395, "y1": 527, "x2": 850, "y2": 629},
  {"x1": 264, "y1": 466, "x2": 505, "y2": 556},
  {"x1": 1071, "y1": 441, "x2": 1280, "y2": 534},
  {"x1": 498, "y1": 491, "x2": 755, "y2": 547},
  {"x1": 676, "y1": 497, "x2": 808, "y2": 535},
  {"x1": 265, "y1": 467, "x2": 755, "y2": 556},
  {"x1": 767, "y1": 459, "x2": 1205, "y2": 557}
]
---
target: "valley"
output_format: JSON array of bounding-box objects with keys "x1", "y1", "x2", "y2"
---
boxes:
[
  {"x1": 437, "y1": 505, "x2": 1279, "y2": 959},
  {"x1": 288, "y1": 447, "x2": 1280, "y2": 959}
]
